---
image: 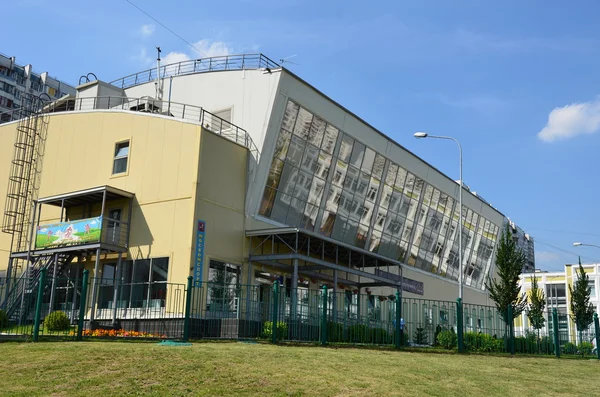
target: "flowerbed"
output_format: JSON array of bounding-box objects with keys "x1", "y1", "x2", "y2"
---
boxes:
[{"x1": 70, "y1": 329, "x2": 167, "y2": 338}]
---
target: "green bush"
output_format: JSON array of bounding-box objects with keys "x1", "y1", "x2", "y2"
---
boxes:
[
  {"x1": 413, "y1": 327, "x2": 428, "y2": 345},
  {"x1": 327, "y1": 322, "x2": 345, "y2": 342},
  {"x1": 578, "y1": 342, "x2": 593, "y2": 356},
  {"x1": 0, "y1": 309, "x2": 9, "y2": 329},
  {"x1": 45, "y1": 311, "x2": 71, "y2": 332},
  {"x1": 562, "y1": 342, "x2": 578, "y2": 355},
  {"x1": 262, "y1": 321, "x2": 288, "y2": 341},
  {"x1": 348, "y1": 324, "x2": 370, "y2": 343},
  {"x1": 437, "y1": 330, "x2": 457, "y2": 349}
]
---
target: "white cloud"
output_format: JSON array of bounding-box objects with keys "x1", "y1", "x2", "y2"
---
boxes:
[
  {"x1": 162, "y1": 51, "x2": 191, "y2": 65},
  {"x1": 537, "y1": 99, "x2": 600, "y2": 142},
  {"x1": 191, "y1": 40, "x2": 233, "y2": 58},
  {"x1": 140, "y1": 24, "x2": 155, "y2": 36}
]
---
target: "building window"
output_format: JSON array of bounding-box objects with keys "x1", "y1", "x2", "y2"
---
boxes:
[
  {"x1": 112, "y1": 141, "x2": 129, "y2": 174},
  {"x1": 98, "y1": 257, "x2": 169, "y2": 310},
  {"x1": 207, "y1": 260, "x2": 241, "y2": 313}
]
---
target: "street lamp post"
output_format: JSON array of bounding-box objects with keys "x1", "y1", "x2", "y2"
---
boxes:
[
  {"x1": 573, "y1": 242, "x2": 600, "y2": 250},
  {"x1": 414, "y1": 132, "x2": 464, "y2": 300}
]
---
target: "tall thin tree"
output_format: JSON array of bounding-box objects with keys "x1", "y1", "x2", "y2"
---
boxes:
[
  {"x1": 569, "y1": 257, "x2": 595, "y2": 344},
  {"x1": 485, "y1": 224, "x2": 527, "y2": 323},
  {"x1": 527, "y1": 275, "x2": 546, "y2": 340}
]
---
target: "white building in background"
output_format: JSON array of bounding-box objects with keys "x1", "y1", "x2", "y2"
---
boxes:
[
  {"x1": 517, "y1": 263, "x2": 599, "y2": 344},
  {"x1": 0, "y1": 53, "x2": 76, "y2": 122}
]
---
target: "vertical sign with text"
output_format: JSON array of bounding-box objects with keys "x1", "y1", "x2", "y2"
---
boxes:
[{"x1": 194, "y1": 220, "x2": 206, "y2": 287}]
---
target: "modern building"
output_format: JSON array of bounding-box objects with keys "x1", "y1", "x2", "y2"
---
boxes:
[
  {"x1": 0, "y1": 53, "x2": 76, "y2": 123},
  {"x1": 0, "y1": 53, "x2": 534, "y2": 335},
  {"x1": 517, "y1": 264, "x2": 598, "y2": 344},
  {"x1": 507, "y1": 218, "x2": 535, "y2": 273}
]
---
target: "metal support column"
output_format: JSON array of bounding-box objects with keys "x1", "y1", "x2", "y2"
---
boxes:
[
  {"x1": 111, "y1": 253, "x2": 122, "y2": 326},
  {"x1": 291, "y1": 258, "x2": 299, "y2": 339},
  {"x1": 4, "y1": 257, "x2": 13, "y2": 302},
  {"x1": 333, "y1": 269, "x2": 338, "y2": 323},
  {"x1": 70, "y1": 260, "x2": 80, "y2": 323},
  {"x1": 89, "y1": 248, "x2": 102, "y2": 323},
  {"x1": 246, "y1": 259, "x2": 253, "y2": 321},
  {"x1": 48, "y1": 253, "x2": 59, "y2": 314}
]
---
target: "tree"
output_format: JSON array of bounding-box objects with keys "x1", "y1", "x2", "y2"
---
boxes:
[
  {"x1": 569, "y1": 258, "x2": 595, "y2": 344},
  {"x1": 527, "y1": 275, "x2": 546, "y2": 339},
  {"x1": 485, "y1": 225, "x2": 527, "y2": 323}
]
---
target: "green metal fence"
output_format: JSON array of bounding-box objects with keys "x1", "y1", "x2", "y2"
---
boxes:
[{"x1": 2, "y1": 274, "x2": 600, "y2": 359}]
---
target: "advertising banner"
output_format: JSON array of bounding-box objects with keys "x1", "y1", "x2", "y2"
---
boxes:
[
  {"x1": 193, "y1": 220, "x2": 206, "y2": 287},
  {"x1": 35, "y1": 216, "x2": 103, "y2": 249}
]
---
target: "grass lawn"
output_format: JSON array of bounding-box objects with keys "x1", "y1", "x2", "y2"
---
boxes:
[{"x1": 1, "y1": 341, "x2": 599, "y2": 396}]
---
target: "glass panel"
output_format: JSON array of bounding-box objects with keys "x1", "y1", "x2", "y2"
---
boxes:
[
  {"x1": 266, "y1": 159, "x2": 284, "y2": 189},
  {"x1": 322, "y1": 125, "x2": 339, "y2": 154},
  {"x1": 131, "y1": 259, "x2": 150, "y2": 308},
  {"x1": 339, "y1": 135, "x2": 354, "y2": 163},
  {"x1": 286, "y1": 136, "x2": 306, "y2": 167},
  {"x1": 259, "y1": 187, "x2": 277, "y2": 217},
  {"x1": 293, "y1": 107, "x2": 313, "y2": 139},
  {"x1": 301, "y1": 144, "x2": 320, "y2": 174},
  {"x1": 316, "y1": 151, "x2": 332, "y2": 180},
  {"x1": 282, "y1": 101, "x2": 299, "y2": 132},
  {"x1": 308, "y1": 116, "x2": 326, "y2": 147},
  {"x1": 278, "y1": 163, "x2": 297, "y2": 196},
  {"x1": 349, "y1": 141, "x2": 365, "y2": 168},
  {"x1": 274, "y1": 129, "x2": 292, "y2": 161},
  {"x1": 332, "y1": 160, "x2": 347, "y2": 187},
  {"x1": 307, "y1": 176, "x2": 325, "y2": 205},
  {"x1": 113, "y1": 158, "x2": 128, "y2": 174},
  {"x1": 293, "y1": 171, "x2": 312, "y2": 202},
  {"x1": 373, "y1": 154, "x2": 386, "y2": 180},
  {"x1": 270, "y1": 191, "x2": 291, "y2": 223},
  {"x1": 395, "y1": 167, "x2": 407, "y2": 190},
  {"x1": 386, "y1": 163, "x2": 398, "y2": 186},
  {"x1": 361, "y1": 148, "x2": 376, "y2": 173}
]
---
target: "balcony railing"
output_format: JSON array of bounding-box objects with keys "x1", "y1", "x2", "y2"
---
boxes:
[{"x1": 109, "y1": 53, "x2": 280, "y2": 89}]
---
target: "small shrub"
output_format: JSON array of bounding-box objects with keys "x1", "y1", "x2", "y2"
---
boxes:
[
  {"x1": 477, "y1": 333, "x2": 503, "y2": 353},
  {"x1": 578, "y1": 342, "x2": 593, "y2": 357},
  {"x1": 437, "y1": 330, "x2": 457, "y2": 349},
  {"x1": 45, "y1": 311, "x2": 70, "y2": 332},
  {"x1": 327, "y1": 322, "x2": 345, "y2": 342},
  {"x1": 562, "y1": 342, "x2": 578, "y2": 355},
  {"x1": 463, "y1": 331, "x2": 478, "y2": 351},
  {"x1": 262, "y1": 321, "x2": 288, "y2": 341},
  {"x1": 414, "y1": 327, "x2": 428, "y2": 345},
  {"x1": 0, "y1": 309, "x2": 9, "y2": 329},
  {"x1": 433, "y1": 325, "x2": 443, "y2": 346},
  {"x1": 348, "y1": 324, "x2": 370, "y2": 343}
]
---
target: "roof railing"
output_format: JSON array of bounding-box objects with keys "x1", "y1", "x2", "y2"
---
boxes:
[
  {"x1": 0, "y1": 96, "x2": 260, "y2": 161},
  {"x1": 109, "y1": 53, "x2": 280, "y2": 89}
]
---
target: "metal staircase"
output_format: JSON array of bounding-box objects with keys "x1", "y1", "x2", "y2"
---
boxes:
[
  {"x1": 1, "y1": 253, "x2": 74, "y2": 324},
  {"x1": 2, "y1": 93, "x2": 50, "y2": 279}
]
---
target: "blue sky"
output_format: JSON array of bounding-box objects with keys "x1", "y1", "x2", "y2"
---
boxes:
[{"x1": 5, "y1": 0, "x2": 600, "y2": 270}]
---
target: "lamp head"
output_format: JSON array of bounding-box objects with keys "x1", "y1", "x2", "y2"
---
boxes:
[
  {"x1": 414, "y1": 132, "x2": 428, "y2": 139},
  {"x1": 573, "y1": 242, "x2": 583, "y2": 247}
]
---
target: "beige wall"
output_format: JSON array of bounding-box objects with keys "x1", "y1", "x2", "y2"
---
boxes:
[
  {"x1": 0, "y1": 111, "x2": 251, "y2": 287},
  {"x1": 193, "y1": 129, "x2": 248, "y2": 284}
]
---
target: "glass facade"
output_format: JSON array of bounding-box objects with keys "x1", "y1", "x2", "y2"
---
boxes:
[{"x1": 259, "y1": 100, "x2": 501, "y2": 289}]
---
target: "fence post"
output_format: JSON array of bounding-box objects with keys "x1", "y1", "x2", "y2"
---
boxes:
[
  {"x1": 395, "y1": 291, "x2": 402, "y2": 349},
  {"x1": 183, "y1": 276, "x2": 193, "y2": 342},
  {"x1": 321, "y1": 285, "x2": 328, "y2": 346},
  {"x1": 552, "y1": 308, "x2": 560, "y2": 358},
  {"x1": 594, "y1": 313, "x2": 599, "y2": 360},
  {"x1": 32, "y1": 268, "x2": 47, "y2": 342},
  {"x1": 271, "y1": 280, "x2": 279, "y2": 344},
  {"x1": 76, "y1": 270, "x2": 89, "y2": 341},
  {"x1": 507, "y1": 304, "x2": 515, "y2": 355},
  {"x1": 456, "y1": 298, "x2": 464, "y2": 352}
]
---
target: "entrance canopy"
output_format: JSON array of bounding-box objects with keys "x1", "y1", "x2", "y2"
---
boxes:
[{"x1": 246, "y1": 227, "x2": 404, "y2": 290}]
